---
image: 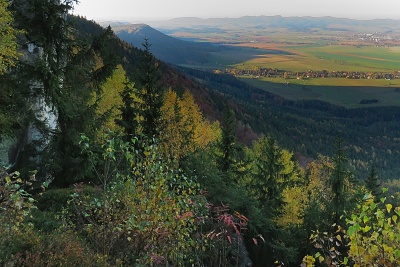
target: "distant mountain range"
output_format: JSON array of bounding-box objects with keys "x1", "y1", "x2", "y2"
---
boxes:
[
  {"x1": 112, "y1": 24, "x2": 220, "y2": 64},
  {"x1": 148, "y1": 15, "x2": 400, "y2": 33},
  {"x1": 105, "y1": 15, "x2": 400, "y2": 65}
]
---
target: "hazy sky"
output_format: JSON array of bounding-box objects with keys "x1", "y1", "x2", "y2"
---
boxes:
[{"x1": 74, "y1": 0, "x2": 400, "y2": 22}]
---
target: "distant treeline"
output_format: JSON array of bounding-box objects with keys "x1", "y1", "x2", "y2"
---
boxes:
[{"x1": 221, "y1": 67, "x2": 399, "y2": 80}]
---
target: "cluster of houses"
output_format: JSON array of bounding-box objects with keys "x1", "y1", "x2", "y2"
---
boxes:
[{"x1": 220, "y1": 67, "x2": 399, "y2": 80}]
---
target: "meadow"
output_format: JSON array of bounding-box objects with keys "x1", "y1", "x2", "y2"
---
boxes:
[
  {"x1": 212, "y1": 43, "x2": 400, "y2": 73},
  {"x1": 197, "y1": 35, "x2": 400, "y2": 107},
  {"x1": 240, "y1": 77, "x2": 400, "y2": 108},
  {"x1": 171, "y1": 25, "x2": 400, "y2": 107}
]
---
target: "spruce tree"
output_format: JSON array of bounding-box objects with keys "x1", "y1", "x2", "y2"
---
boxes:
[
  {"x1": 217, "y1": 105, "x2": 237, "y2": 173},
  {"x1": 365, "y1": 165, "x2": 381, "y2": 200},
  {"x1": 136, "y1": 37, "x2": 163, "y2": 139},
  {"x1": 330, "y1": 135, "x2": 352, "y2": 225},
  {"x1": 251, "y1": 135, "x2": 285, "y2": 213},
  {"x1": 117, "y1": 77, "x2": 139, "y2": 141},
  {"x1": 10, "y1": 1, "x2": 118, "y2": 186}
]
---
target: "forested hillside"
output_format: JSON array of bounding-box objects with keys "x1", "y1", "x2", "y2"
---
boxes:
[
  {"x1": 1, "y1": 1, "x2": 400, "y2": 267},
  {"x1": 175, "y1": 67, "x2": 400, "y2": 180},
  {"x1": 112, "y1": 23, "x2": 219, "y2": 64}
]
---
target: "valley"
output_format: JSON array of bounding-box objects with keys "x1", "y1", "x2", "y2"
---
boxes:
[
  {"x1": 201, "y1": 42, "x2": 400, "y2": 107},
  {"x1": 125, "y1": 16, "x2": 400, "y2": 108},
  {"x1": 111, "y1": 18, "x2": 400, "y2": 181},
  {"x1": 3, "y1": 2, "x2": 400, "y2": 265}
]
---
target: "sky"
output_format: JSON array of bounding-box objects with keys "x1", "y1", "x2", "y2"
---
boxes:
[{"x1": 73, "y1": 0, "x2": 400, "y2": 22}]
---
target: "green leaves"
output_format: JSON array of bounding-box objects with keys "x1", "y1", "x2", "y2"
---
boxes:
[
  {"x1": 345, "y1": 193, "x2": 400, "y2": 266},
  {"x1": 387, "y1": 203, "x2": 393, "y2": 213},
  {"x1": 311, "y1": 190, "x2": 400, "y2": 267},
  {"x1": 0, "y1": 0, "x2": 20, "y2": 74},
  {"x1": 73, "y1": 134, "x2": 205, "y2": 265},
  {"x1": 0, "y1": 169, "x2": 39, "y2": 234}
]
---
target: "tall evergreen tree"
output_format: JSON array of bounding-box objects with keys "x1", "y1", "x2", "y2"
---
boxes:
[
  {"x1": 0, "y1": 0, "x2": 24, "y2": 142},
  {"x1": 365, "y1": 165, "x2": 381, "y2": 200},
  {"x1": 330, "y1": 135, "x2": 352, "y2": 225},
  {"x1": 116, "y1": 77, "x2": 139, "y2": 141},
  {"x1": 10, "y1": 1, "x2": 118, "y2": 186},
  {"x1": 250, "y1": 135, "x2": 286, "y2": 213},
  {"x1": 136, "y1": 37, "x2": 163, "y2": 139},
  {"x1": 217, "y1": 105, "x2": 238, "y2": 173}
]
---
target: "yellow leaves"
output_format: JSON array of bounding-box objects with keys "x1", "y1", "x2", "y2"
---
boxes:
[
  {"x1": 91, "y1": 65, "x2": 126, "y2": 133},
  {"x1": 349, "y1": 245, "x2": 365, "y2": 256},
  {"x1": 346, "y1": 195, "x2": 400, "y2": 267},
  {"x1": 0, "y1": 0, "x2": 20, "y2": 74},
  {"x1": 393, "y1": 214, "x2": 398, "y2": 223},
  {"x1": 387, "y1": 203, "x2": 393, "y2": 213},
  {"x1": 336, "y1": 234, "x2": 342, "y2": 242},
  {"x1": 160, "y1": 89, "x2": 219, "y2": 160},
  {"x1": 301, "y1": 255, "x2": 316, "y2": 267}
]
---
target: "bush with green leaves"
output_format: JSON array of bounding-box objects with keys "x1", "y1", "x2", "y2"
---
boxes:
[
  {"x1": 345, "y1": 191, "x2": 400, "y2": 267},
  {"x1": 69, "y1": 133, "x2": 208, "y2": 265},
  {"x1": 0, "y1": 170, "x2": 37, "y2": 264},
  {"x1": 303, "y1": 189, "x2": 400, "y2": 267}
]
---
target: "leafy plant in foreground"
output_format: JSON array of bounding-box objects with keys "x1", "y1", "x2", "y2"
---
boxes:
[{"x1": 303, "y1": 189, "x2": 400, "y2": 267}]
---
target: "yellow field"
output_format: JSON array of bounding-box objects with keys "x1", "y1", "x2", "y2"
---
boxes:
[{"x1": 229, "y1": 42, "x2": 400, "y2": 73}]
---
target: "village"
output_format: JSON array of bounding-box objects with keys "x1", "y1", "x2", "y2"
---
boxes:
[{"x1": 220, "y1": 67, "x2": 399, "y2": 80}]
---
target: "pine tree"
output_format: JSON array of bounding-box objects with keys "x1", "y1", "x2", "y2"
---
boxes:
[{"x1": 0, "y1": 0, "x2": 23, "y2": 141}]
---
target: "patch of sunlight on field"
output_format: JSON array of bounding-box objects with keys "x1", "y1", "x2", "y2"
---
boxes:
[
  {"x1": 389, "y1": 47, "x2": 400, "y2": 53},
  {"x1": 244, "y1": 55, "x2": 294, "y2": 64},
  {"x1": 227, "y1": 44, "x2": 400, "y2": 73},
  {"x1": 296, "y1": 45, "x2": 400, "y2": 71}
]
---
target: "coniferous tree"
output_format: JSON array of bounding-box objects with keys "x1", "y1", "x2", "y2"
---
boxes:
[
  {"x1": 217, "y1": 105, "x2": 238, "y2": 174},
  {"x1": 10, "y1": 1, "x2": 118, "y2": 186},
  {"x1": 250, "y1": 135, "x2": 286, "y2": 213},
  {"x1": 136, "y1": 37, "x2": 163, "y2": 139},
  {"x1": 330, "y1": 135, "x2": 352, "y2": 225},
  {"x1": 365, "y1": 165, "x2": 381, "y2": 200},
  {"x1": 117, "y1": 77, "x2": 139, "y2": 141}
]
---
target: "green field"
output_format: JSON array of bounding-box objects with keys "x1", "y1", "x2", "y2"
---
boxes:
[
  {"x1": 226, "y1": 45, "x2": 400, "y2": 72},
  {"x1": 240, "y1": 76, "x2": 400, "y2": 108},
  {"x1": 293, "y1": 45, "x2": 400, "y2": 72},
  {"x1": 201, "y1": 43, "x2": 400, "y2": 73},
  {"x1": 176, "y1": 29, "x2": 400, "y2": 107}
]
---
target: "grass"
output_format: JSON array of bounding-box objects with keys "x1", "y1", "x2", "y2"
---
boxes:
[
  {"x1": 296, "y1": 45, "x2": 400, "y2": 72},
  {"x1": 240, "y1": 76, "x2": 400, "y2": 108},
  {"x1": 227, "y1": 44, "x2": 400, "y2": 73},
  {"x1": 176, "y1": 30, "x2": 400, "y2": 107}
]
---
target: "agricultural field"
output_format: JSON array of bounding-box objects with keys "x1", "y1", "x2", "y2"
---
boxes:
[
  {"x1": 210, "y1": 43, "x2": 400, "y2": 73},
  {"x1": 240, "y1": 77, "x2": 400, "y2": 108},
  {"x1": 165, "y1": 21, "x2": 400, "y2": 107},
  {"x1": 194, "y1": 42, "x2": 400, "y2": 107}
]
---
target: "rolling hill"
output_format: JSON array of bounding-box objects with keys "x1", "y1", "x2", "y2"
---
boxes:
[
  {"x1": 149, "y1": 15, "x2": 400, "y2": 33},
  {"x1": 112, "y1": 23, "x2": 220, "y2": 64}
]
